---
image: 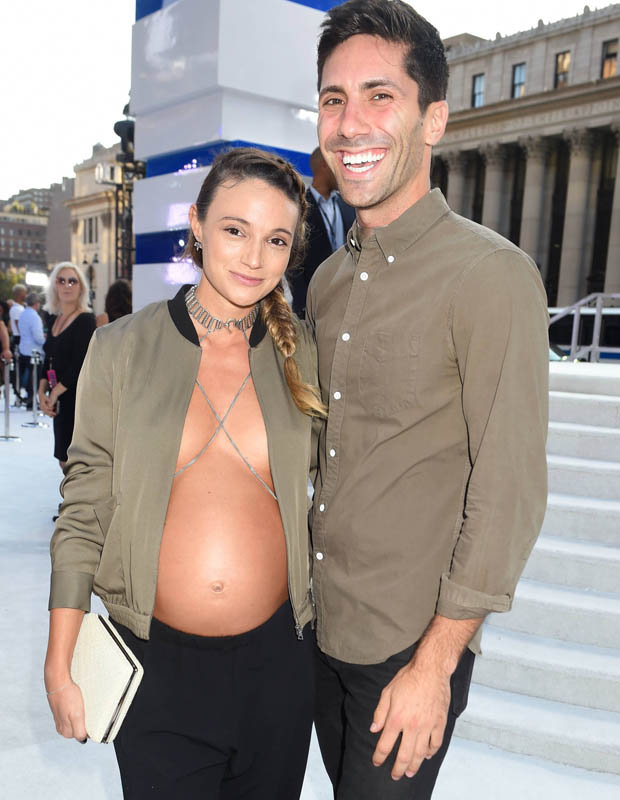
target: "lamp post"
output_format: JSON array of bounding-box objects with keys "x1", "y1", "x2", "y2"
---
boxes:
[{"x1": 82, "y1": 253, "x2": 98, "y2": 308}]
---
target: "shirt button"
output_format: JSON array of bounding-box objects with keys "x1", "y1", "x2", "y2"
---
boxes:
[
  {"x1": 342, "y1": 332, "x2": 351, "y2": 342},
  {"x1": 329, "y1": 448, "x2": 336, "y2": 457},
  {"x1": 333, "y1": 391, "x2": 341, "y2": 400},
  {"x1": 360, "y1": 272, "x2": 369, "y2": 281},
  {"x1": 387, "y1": 255, "x2": 395, "y2": 263},
  {"x1": 319, "y1": 503, "x2": 325, "y2": 512},
  {"x1": 316, "y1": 552, "x2": 324, "y2": 561}
]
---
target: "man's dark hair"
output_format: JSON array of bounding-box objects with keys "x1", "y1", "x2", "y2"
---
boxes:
[{"x1": 317, "y1": 0, "x2": 448, "y2": 113}]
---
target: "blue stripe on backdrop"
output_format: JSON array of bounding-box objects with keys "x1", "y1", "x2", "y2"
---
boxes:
[
  {"x1": 137, "y1": 1, "x2": 342, "y2": 21},
  {"x1": 145, "y1": 140, "x2": 312, "y2": 179},
  {"x1": 287, "y1": 0, "x2": 343, "y2": 9},
  {"x1": 136, "y1": 231, "x2": 190, "y2": 265},
  {"x1": 136, "y1": 0, "x2": 163, "y2": 22}
]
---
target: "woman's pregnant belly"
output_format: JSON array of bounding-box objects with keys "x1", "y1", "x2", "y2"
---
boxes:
[{"x1": 154, "y1": 448, "x2": 288, "y2": 636}]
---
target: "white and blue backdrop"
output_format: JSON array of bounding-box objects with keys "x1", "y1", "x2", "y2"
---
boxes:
[{"x1": 132, "y1": 0, "x2": 340, "y2": 309}]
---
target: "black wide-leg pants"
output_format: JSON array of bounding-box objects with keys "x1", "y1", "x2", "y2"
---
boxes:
[
  {"x1": 113, "y1": 602, "x2": 314, "y2": 800},
  {"x1": 314, "y1": 637, "x2": 475, "y2": 799}
]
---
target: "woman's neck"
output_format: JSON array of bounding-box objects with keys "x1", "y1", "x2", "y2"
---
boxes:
[{"x1": 59, "y1": 302, "x2": 79, "y2": 317}]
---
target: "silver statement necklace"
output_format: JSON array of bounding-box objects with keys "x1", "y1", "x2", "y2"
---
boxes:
[{"x1": 185, "y1": 285, "x2": 259, "y2": 338}]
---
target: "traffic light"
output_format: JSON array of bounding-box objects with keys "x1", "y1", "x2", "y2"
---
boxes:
[{"x1": 114, "y1": 119, "x2": 135, "y2": 164}]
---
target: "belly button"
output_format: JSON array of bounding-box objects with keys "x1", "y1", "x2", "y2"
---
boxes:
[{"x1": 211, "y1": 582, "x2": 225, "y2": 594}]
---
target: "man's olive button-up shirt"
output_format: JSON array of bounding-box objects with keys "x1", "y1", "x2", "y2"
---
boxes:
[{"x1": 307, "y1": 189, "x2": 549, "y2": 665}]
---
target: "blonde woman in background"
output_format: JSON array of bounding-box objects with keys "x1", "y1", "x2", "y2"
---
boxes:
[{"x1": 38, "y1": 262, "x2": 96, "y2": 468}]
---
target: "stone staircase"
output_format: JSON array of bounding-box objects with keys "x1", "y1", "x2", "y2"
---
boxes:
[{"x1": 440, "y1": 362, "x2": 620, "y2": 796}]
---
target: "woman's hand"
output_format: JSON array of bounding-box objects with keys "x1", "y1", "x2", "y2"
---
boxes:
[
  {"x1": 45, "y1": 608, "x2": 87, "y2": 742},
  {"x1": 38, "y1": 392, "x2": 56, "y2": 417},
  {"x1": 46, "y1": 680, "x2": 87, "y2": 742},
  {"x1": 48, "y1": 382, "x2": 67, "y2": 409}
]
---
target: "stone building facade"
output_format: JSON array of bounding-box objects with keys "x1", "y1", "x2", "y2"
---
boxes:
[
  {"x1": 0, "y1": 209, "x2": 47, "y2": 274},
  {"x1": 433, "y1": 4, "x2": 620, "y2": 306},
  {"x1": 66, "y1": 143, "x2": 121, "y2": 315},
  {"x1": 46, "y1": 178, "x2": 74, "y2": 270}
]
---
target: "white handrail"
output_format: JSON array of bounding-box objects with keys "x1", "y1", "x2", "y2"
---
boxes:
[{"x1": 548, "y1": 293, "x2": 620, "y2": 361}]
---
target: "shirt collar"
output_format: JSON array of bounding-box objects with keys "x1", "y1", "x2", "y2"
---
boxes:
[
  {"x1": 345, "y1": 189, "x2": 450, "y2": 264},
  {"x1": 167, "y1": 284, "x2": 267, "y2": 347},
  {"x1": 309, "y1": 184, "x2": 339, "y2": 206}
]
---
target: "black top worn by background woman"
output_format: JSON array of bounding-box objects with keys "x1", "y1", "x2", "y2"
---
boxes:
[{"x1": 43, "y1": 312, "x2": 96, "y2": 461}]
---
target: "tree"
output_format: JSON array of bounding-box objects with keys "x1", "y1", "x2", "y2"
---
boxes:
[{"x1": 0, "y1": 266, "x2": 27, "y2": 301}]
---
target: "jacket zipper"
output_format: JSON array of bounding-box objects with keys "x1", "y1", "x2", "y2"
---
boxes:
[{"x1": 249, "y1": 347, "x2": 304, "y2": 641}]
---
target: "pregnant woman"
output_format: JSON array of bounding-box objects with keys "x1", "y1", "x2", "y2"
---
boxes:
[{"x1": 44, "y1": 148, "x2": 323, "y2": 800}]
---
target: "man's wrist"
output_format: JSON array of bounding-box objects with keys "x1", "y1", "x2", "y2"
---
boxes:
[
  {"x1": 411, "y1": 639, "x2": 458, "y2": 678},
  {"x1": 409, "y1": 614, "x2": 482, "y2": 677}
]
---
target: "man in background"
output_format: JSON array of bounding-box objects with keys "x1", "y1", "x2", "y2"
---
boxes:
[
  {"x1": 18, "y1": 293, "x2": 44, "y2": 410},
  {"x1": 290, "y1": 148, "x2": 354, "y2": 317},
  {"x1": 9, "y1": 284, "x2": 26, "y2": 402}
]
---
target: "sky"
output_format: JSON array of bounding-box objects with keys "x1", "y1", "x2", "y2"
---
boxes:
[{"x1": 0, "y1": 0, "x2": 609, "y2": 200}]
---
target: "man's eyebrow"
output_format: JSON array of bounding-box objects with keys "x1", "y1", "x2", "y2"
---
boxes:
[
  {"x1": 319, "y1": 84, "x2": 343, "y2": 98},
  {"x1": 319, "y1": 78, "x2": 401, "y2": 98},
  {"x1": 362, "y1": 78, "x2": 401, "y2": 92}
]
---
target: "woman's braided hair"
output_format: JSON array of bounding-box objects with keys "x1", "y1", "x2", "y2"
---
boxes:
[{"x1": 184, "y1": 147, "x2": 326, "y2": 418}]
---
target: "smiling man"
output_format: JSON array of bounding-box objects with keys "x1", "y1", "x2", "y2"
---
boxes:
[{"x1": 305, "y1": 2, "x2": 550, "y2": 798}]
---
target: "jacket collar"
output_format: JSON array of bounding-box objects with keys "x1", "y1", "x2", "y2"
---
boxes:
[
  {"x1": 344, "y1": 188, "x2": 450, "y2": 264},
  {"x1": 167, "y1": 284, "x2": 267, "y2": 347}
]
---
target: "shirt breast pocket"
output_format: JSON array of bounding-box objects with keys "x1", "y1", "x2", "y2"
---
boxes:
[{"x1": 358, "y1": 331, "x2": 420, "y2": 418}]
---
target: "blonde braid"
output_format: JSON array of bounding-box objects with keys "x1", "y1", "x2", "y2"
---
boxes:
[{"x1": 262, "y1": 284, "x2": 326, "y2": 418}]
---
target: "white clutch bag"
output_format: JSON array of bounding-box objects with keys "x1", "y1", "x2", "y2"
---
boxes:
[{"x1": 70, "y1": 613, "x2": 144, "y2": 743}]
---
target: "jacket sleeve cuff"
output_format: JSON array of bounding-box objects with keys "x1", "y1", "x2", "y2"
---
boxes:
[
  {"x1": 436, "y1": 573, "x2": 511, "y2": 619},
  {"x1": 48, "y1": 571, "x2": 94, "y2": 612}
]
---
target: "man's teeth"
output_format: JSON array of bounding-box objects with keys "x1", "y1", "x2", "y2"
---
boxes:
[{"x1": 342, "y1": 152, "x2": 385, "y2": 166}]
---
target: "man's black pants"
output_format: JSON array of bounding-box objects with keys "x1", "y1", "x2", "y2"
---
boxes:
[
  {"x1": 113, "y1": 602, "x2": 314, "y2": 799},
  {"x1": 314, "y1": 637, "x2": 475, "y2": 799}
]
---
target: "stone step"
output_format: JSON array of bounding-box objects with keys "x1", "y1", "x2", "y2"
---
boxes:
[
  {"x1": 542, "y1": 493, "x2": 620, "y2": 545},
  {"x1": 474, "y1": 626, "x2": 620, "y2": 712},
  {"x1": 547, "y1": 421, "x2": 620, "y2": 462},
  {"x1": 547, "y1": 454, "x2": 620, "y2": 501},
  {"x1": 523, "y1": 534, "x2": 620, "y2": 592},
  {"x1": 488, "y1": 578, "x2": 620, "y2": 649},
  {"x1": 549, "y1": 362, "x2": 620, "y2": 397},
  {"x1": 549, "y1": 390, "x2": 620, "y2": 428},
  {"x1": 435, "y1": 736, "x2": 620, "y2": 799},
  {"x1": 455, "y1": 683, "x2": 620, "y2": 774}
]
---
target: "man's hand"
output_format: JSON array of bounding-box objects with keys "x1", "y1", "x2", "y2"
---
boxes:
[
  {"x1": 370, "y1": 657, "x2": 451, "y2": 780},
  {"x1": 370, "y1": 614, "x2": 483, "y2": 781}
]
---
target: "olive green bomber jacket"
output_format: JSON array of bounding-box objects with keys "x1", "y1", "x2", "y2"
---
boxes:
[{"x1": 49, "y1": 286, "x2": 319, "y2": 640}]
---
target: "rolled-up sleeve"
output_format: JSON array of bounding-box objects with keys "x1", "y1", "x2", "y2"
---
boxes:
[
  {"x1": 49, "y1": 330, "x2": 114, "y2": 611},
  {"x1": 437, "y1": 250, "x2": 549, "y2": 620}
]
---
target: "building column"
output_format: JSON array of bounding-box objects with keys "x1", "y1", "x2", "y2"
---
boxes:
[
  {"x1": 481, "y1": 143, "x2": 507, "y2": 234},
  {"x1": 557, "y1": 128, "x2": 595, "y2": 306},
  {"x1": 444, "y1": 150, "x2": 467, "y2": 216},
  {"x1": 519, "y1": 136, "x2": 550, "y2": 266},
  {"x1": 604, "y1": 123, "x2": 620, "y2": 294}
]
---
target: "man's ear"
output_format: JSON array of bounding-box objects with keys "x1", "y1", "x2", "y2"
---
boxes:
[{"x1": 424, "y1": 100, "x2": 449, "y2": 147}]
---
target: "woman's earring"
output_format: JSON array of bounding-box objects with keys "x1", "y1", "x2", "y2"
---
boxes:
[{"x1": 194, "y1": 240, "x2": 203, "y2": 251}]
